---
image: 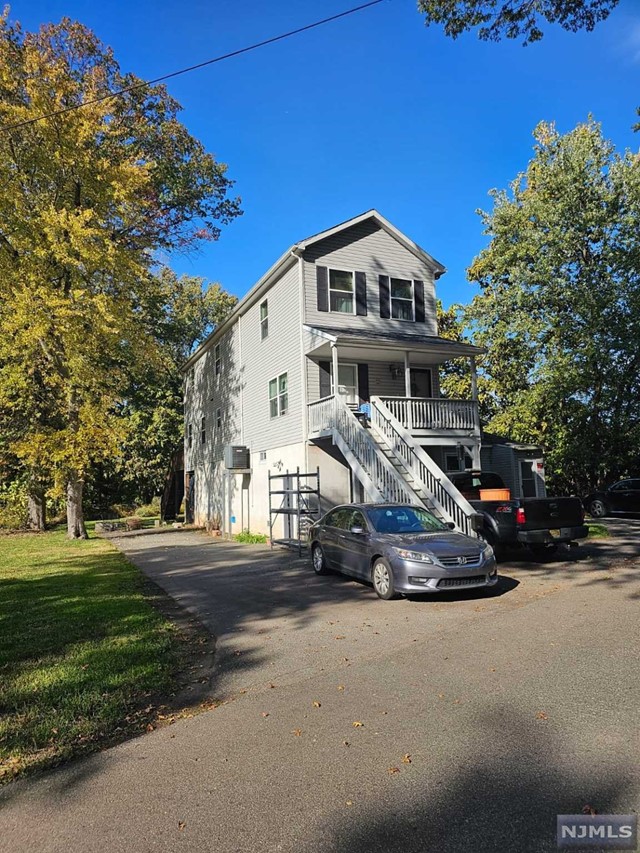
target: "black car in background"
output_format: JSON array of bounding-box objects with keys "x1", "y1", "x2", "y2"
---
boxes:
[{"x1": 583, "y1": 479, "x2": 640, "y2": 518}]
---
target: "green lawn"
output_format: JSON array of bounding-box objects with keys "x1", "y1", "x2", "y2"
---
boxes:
[
  {"x1": 587, "y1": 522, "x2": 610, "y2": 538},
  {"x1": 0, "y1": 530, "x2": 179, "y2": 782}
]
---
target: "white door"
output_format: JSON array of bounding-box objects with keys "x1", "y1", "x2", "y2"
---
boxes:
[{"x1": 332, "y1": 364, "x2": 358, "y2": 405}]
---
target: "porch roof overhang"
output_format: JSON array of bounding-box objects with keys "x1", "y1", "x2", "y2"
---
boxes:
[{"x1": 303, "y1": 324, "x2": 485, "y2": 360}]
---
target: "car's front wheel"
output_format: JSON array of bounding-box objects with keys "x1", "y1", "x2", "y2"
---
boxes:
[
  {"x1": 312, "y1": 543, "x2": 329, "y2": 575},
  {"x1": 372, "y1": 558, "x2": 397, "y2": 600},
  {"x1": 589, "y1": 499, "x2": 607, "y2": 518}
]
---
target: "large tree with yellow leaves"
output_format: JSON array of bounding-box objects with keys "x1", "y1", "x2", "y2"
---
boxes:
[{"x1": 0, "y1": 15, "x2": 240, "y2": 537}]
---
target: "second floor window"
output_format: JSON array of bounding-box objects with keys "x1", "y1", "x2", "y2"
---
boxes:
[
  {"x1": 214, "y1": 344, "x2": 221, "y2": 375},
  {"x1": 216, "y1": 407, "x2": 222, "y2": 430},
  {"x1": 201, "y1": 417, "x2": 206, "y2": 445},
  {"x1": 269, "y1": 373, "x2": 288, "y2": 418},
  {"x1": 329, "y1": 269, "x2": 354, "y2": 314},
  {"x1": 390, "y1": 278, "x2": 414, "y2": 321},
  {"x1": 260, "y1": 300, "x2": 269, "y2": 339},
  {"x1": 187, "y1": 423, "x2": 193, "y2": 449}
]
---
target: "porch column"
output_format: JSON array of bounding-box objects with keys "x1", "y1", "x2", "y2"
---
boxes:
[
  {"x1": 404, "y1": 350, "x2": 412, "y2": 431},
  {"x1": 470, "y1": 356, "x2": 478, "y2": 401},
  {"x1": 331, "y1": 342, "x2": 339, "y2": 397}
]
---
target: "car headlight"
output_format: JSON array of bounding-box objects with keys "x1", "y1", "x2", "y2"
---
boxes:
[
  {"x1": 480, "y1": 541, "x2": 494, "y2": 558},
  {"x1": 393, "y1": 548, "x2": 433, "y2": 563}
]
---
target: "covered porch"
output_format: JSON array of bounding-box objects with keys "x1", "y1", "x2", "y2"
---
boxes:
[{"x1": 303, "y1": 324, "x2": 483, "y2": 442}]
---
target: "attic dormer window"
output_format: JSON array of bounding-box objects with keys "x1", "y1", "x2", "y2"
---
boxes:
[{"x1": 329, "y1": 269, "x2": 354, "y2": 314}]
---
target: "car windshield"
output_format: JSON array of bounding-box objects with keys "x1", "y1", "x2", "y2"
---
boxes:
[{"x1": 367, "y1": 506, "x2": 447, "y2": 534}]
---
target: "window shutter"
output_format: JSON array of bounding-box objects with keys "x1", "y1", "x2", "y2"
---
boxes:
[
  {"x1": 379, "y1": 275, "x2": 390, "y2": 319},
  {"x1": 355, "y1": 271, "x2": 367, "y2": 316},
  {"x1": 357, "y1": 363, "x2": 369, "y2": 402},
  {"x1": 414, "y1": 280, "x2": 425, "y2": 323},
  {"x1": 319, "y1": 361, "x2": 331, "y2": 398},
  {"x1": 317, "y1": 266, "x2": 329, "y2": 312}
]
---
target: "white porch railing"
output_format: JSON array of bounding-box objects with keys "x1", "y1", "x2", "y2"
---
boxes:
[
  {"x1": 370, "y1": 397, "x2": 480, "y2": 537},
  {"x1": 379, "y1": 396, "x2": 480, "y2": 432},
  {"x1": 307, "y1": 395, "x2": 417, "y2": 505}
]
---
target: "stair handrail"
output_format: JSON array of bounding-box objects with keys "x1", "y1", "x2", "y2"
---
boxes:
[
  {"x1": 326, "y1": 396, "x2": 421, "y2": 506},
  {"x1": 370, "y1": 396, "x2": 481, "y2": 537}
]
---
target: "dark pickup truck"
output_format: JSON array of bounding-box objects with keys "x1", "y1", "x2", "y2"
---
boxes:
[{"x1": 449, "y1": 471, "x2": 588, "y2": 555}]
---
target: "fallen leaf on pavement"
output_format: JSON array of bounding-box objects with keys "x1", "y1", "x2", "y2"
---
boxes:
[
  {"x1": 261, "y1": 712, "x2": 270, "y2": 718},
  {"x1": 402, "y1": 754, "x2": 412, "y2": 764},
  {"x1": 582, "y1": 804, "x2": 597, "y2": 815},
  {"x1": 352, "y1": 721, "x2": 364, "y2": 728},
  {"x1": 178, "y1": 821, "x2": 186, "y2": 831},
  {"x1": 292, "y1": 729, "x2": 302, "y2": 737},
  {"x1": 388, "y1": 767, "x2": 400, "y2": 774},
  {"x1": 335, "y1": 636, "x2": 346, "y2": 640},
  {"x1": 535, "y1": 711, "x2": 548, "y2": 720},
  {"x1": 346, "y1": 800, "x2": 354, "y2": 806},
  {"x1": 337, "y1": 685, "x2": 345, "y2": 691},
  {"x1": 313, "y1": 700, "x2": 321, "y2": 708},
  {"x1": 437, "y1": 693, "x2": 445, "y2": 699},
  {"x1": 343, "y1": 740, "x2": 350, "y2": 746}
]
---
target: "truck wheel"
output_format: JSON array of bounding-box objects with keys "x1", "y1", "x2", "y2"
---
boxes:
[
  {"x1": 477, "y1": 529, "x2": 503, "y2": 562},
  {"x1": 589, "y1": 499, "x2": 607, "y2": 519}
]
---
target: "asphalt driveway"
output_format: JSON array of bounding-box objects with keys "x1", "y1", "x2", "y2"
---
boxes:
[{"x1": 1, "y1": 519, "x2": 639, "y2": 853}]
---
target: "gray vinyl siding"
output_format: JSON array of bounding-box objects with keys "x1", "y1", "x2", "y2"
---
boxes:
[
  {"x1": 306, "y1": 359, "x2": 437, "y2": 403},
  {"x1": 184, "y1": 324, "x2": 241, "y2": 472},
  {"x1": 239, "y1": 263, "x2": 303, "y2": 451},
  {"x1": 303, "y1": 220, "x2": 437, "y2": 336},
  {"x1": 480, "y1": 444, "x2": 518, "y2": 495}
]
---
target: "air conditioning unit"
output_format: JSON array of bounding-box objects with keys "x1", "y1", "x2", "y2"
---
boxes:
[{"x1": 224, "y1": 445, "x2": 250, "y2": 470}]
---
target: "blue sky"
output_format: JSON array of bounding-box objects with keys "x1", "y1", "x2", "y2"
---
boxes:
[{"x1": 13, "y1": 0, "x2": 640, "y2": 308}]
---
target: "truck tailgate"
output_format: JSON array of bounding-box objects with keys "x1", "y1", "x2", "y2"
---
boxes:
[{"x1": 520, "y1": 497, "x2": 584, "y2": 530}]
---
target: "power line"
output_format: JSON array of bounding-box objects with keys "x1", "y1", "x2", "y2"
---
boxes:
[{"x1": 1, "y1": 0, "x2": 386, "y2": 133}]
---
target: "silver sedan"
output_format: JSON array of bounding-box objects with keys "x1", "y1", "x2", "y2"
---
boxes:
[{"x1": 309, "y1": 503, "x2": 498, "y2": 600}]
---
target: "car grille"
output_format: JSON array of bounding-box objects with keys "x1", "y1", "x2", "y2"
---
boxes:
[
  {"x1": 437, "y1": 575, "x2": 486, "y2": 588},
  {"x1": 438, "y1": 554, "x2": 482, "y2": 568}
]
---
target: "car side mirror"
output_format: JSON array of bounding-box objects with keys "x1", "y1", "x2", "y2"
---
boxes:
[
  {"x1": 350, "y1": 525, "x2": 365, "y2": 535},
  {"x1": 446, "y1": 522, "x2": 456, "y2": 530}
]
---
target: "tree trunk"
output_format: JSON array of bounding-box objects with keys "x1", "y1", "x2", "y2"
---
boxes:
[
  {"x1": 27, "y1": 489, "x2": 46, "y2": 531},
  {"x1": 67, "y1": 476, "x2": 88, "y2": 539}
]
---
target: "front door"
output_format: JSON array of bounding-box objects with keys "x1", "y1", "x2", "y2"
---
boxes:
[
  {"x1": 332, "y1": 364, "x2": 359, "y2": 405},
  {"x1": 410, "y1": 368, "x2": 432, "y2": 398}
]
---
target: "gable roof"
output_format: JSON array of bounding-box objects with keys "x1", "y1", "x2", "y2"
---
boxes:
[
  {"x1": 182, "y1": 210, "x2": 446, "y2": 371},
  {"x1": 296, "y1": 209, "x2": 446, "y2": 277}
]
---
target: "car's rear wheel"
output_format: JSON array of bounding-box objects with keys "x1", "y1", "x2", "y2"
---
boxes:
[
  {"x1": 589, "y1": 499, "x2": 607, "y2": 518},
  {"x1": 372, "y1": 558, "x2": 397, "y2": 600},
  {"x1": 312, "y1": 543, "x2": 329, "y2": 575}
]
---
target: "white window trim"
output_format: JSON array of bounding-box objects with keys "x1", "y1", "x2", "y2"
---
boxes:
[
  {"x1": 328, "y1": 268, "x2": 356, "y2": 316},
  {"x1": 269, "y1": 372, "x2": 288, "y2": 418},
  {"x1": 390, "y1": 277, "x2": 415, "y2": 322},
  {"x1": 260, "y1": 300, "x2": 269, "y2": 340}
]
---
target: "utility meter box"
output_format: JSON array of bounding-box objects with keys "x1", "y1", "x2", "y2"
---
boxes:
[{"x1": 224, "y1": 445, "x2": 250, "y2": 470}]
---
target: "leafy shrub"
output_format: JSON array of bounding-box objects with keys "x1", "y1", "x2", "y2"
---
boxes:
[
  {"x1": 125, "y1": 517, "x2": 143, "y2": 530},
  {"x1": 0, "y1": 482, "x2": 27, "y2": 530},
  {"x1": 133, "y1": 497, "x2": 161, "y2": 518},
  {"x1": 234, "y1": 530, "x2": 268, "y2": 544}
]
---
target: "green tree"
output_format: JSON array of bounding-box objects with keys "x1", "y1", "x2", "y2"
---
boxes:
[
  {"x1": 0, "y1": 15, "x2": 240, "y2": 537},
  {"x1": 115, "y1": 269, "x2": 237, "y2": 506},
  {"x1": 417, "y1": 0, "x2": 618, "y2": 43},
  {"x1": 466, "y1": 119, "x2": 640, "y2": 493}
]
